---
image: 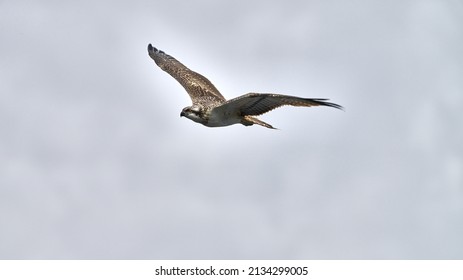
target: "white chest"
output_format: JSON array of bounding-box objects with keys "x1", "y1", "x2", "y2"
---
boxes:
[{"x1": 205, "y1": 110, "x2": 241, "y2": 127}]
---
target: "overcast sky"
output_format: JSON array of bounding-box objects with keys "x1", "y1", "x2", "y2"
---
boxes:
[{"x1": 1, "y1": 0, "x2": 462, "y2": 259}]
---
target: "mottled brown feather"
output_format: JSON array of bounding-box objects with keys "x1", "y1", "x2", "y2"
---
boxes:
[
  {"x1": 213, "y1": 93, "x2": 343, "y2": 117},
  {"x1": 147, "y1": 44, "x2": 226, "y2": 107}
]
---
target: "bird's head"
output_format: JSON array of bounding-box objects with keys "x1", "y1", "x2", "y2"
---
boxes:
[{"x1": 180, "y1": 105, "x2": 207, "y2": 124}]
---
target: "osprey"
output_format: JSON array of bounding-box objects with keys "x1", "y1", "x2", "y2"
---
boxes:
[{"x1": 148, "y1": 44, "x2": 342, "y2": 129}]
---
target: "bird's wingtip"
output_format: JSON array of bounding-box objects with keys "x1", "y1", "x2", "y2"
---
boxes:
[
  {"x1": 316, "y1": 99, "x2": 344, "y2": 111},
  {"x1": 330, "y1": 102, "x2": 345, "y2": 111},
  {"x1": 147, "y1": 44, "x2": 165, "y2": 55}
]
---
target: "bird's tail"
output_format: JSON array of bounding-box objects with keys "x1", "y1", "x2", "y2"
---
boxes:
[{"x1": 242, "y1": 116, "x2": 277, "y2": 129}]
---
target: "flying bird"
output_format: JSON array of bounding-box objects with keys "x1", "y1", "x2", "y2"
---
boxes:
[{"x1": 147, "y1": 44, "x2": 342, "y2": 129}]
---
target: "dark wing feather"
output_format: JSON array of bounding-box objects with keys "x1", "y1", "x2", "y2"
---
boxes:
[
  {"x1": 212, "y1": 93, "x2": 343, "y2": 116},
  {"x1": 147, "y1": 44, "x2": 226, "y2": 106}
]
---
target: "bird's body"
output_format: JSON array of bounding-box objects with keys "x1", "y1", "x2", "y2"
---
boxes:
[{"x1": 147, "y1": 44, "x2": 342, "y2": 129}]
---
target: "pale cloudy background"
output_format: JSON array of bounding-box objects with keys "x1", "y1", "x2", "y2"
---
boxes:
[{"x1": 1, "y1": 0, "x2": 462, "y2": 259}]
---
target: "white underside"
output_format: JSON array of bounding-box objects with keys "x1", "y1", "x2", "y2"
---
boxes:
[
  {"x1": 205, "y1": 113, "x2": 241, "y2": 127},
  {"x1": 203, "y1": 110, "x2": 242, "y2": 127}
]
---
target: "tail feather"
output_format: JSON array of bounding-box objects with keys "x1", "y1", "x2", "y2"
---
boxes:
[{"x1": 242, "y1": 116, "x2": 277, "y2": 129}]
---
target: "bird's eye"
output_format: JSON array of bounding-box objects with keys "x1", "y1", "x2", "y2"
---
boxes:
[{"x1": 191, "y1": 106, "x2": 201, "y2": 113}]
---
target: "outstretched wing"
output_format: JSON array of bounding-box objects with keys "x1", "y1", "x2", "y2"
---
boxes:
[
  {"x1": 147, "y1": 44, "x2": 226, "y2": 106},
  {"x1": 212, "y1": 93, "x2": 343, "y2": 117}
]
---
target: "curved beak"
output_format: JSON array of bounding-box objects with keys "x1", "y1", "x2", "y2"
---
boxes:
[{"x1": 180, "y1": 111, "x2": 185, "y2": 117}]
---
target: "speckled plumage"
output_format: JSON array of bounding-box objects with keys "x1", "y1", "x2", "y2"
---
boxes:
[{"x1": 148, "y1": 44, "x2": 343, "y2": 129}]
